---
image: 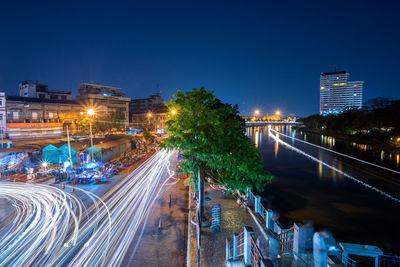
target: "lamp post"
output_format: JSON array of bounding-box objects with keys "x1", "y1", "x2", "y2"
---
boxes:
[
  {"x1": 147, "y1": 112, "x2": 152, "y2": 132},
  {"x1": 88, "y1": 109, "x2": 95, "y2": 162}
]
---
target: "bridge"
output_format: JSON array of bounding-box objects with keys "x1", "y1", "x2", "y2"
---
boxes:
[{"x1": 245, "y1": 121, "x2": 303, "y2": 126}]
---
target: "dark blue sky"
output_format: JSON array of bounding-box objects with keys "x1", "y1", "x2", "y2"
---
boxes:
[{"x1": 1, "y1": 0, "x2": 399, "y2": 116}]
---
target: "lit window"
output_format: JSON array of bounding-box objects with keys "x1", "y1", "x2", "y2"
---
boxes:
[
  {"x1": 353, "y1": 93, "x2": 357, "y2": 96},
  {"x1": 320, "y1": 86, "x2": 325, "y2": 90}
]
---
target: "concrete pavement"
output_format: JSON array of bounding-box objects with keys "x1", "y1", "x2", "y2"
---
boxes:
[{"x1": 189, "y1": 189, "x2": 263, "y2": 267}]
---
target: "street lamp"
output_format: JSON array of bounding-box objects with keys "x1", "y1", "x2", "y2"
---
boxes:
[
  {"x1": 147, "y1": 112, "x2": 152, "y2": 131},
  {"x1": 88, "y1": 109, "x2": 95, "y2": 161},
  {"x1": 254, "y1": 109, "x2": 260, "y2": 116},
  {"x1": 170, "y1": 109, "x2": 177, "y2": 115},
  {"x1": 275, "y1": 110, "x2": 281, "y2": 116},
  {"x1": 42, "y1": 161, "x2": 48, "y2": 171}
]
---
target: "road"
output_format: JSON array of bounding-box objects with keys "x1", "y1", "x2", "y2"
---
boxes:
[{"x1": 0, "y1": 149, "x2": 177, "y2": 266}]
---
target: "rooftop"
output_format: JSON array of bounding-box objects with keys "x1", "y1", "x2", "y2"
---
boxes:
[
  {"x1": 80, "y1": 83, "x2": 122, "y2": 90},
  {"x1": 6, "y1": 95, "x2": 77, "y2": 104},
  {"x1": 321, "y1": 71, "x2": 347, "y2": 76}
]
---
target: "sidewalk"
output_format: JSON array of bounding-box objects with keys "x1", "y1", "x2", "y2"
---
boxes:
[
  {"x1": 123, "y1": 153, "x2": 189, "y2": 267},
  {"x1": 189, "y1": 189, "x2": 264, "y2": 267}
]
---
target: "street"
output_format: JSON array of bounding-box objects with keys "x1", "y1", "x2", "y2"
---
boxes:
[{"x1": 0, "y1": 149, "x2": 181, "y2": 266}]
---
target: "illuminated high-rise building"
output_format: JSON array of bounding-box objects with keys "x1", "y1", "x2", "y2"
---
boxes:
[{"x1": 319, "y1": 71, "x2": 363, "y2": 115}]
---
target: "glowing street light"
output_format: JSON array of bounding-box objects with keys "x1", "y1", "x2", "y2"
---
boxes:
[
  {"x1": 275, "y1": 110, "x2": 281, "y2": 116},
  {"x1": 170, "y1": 109, "x2": 177, "y2": 115},
  {"x1": 147, "y1": 112, "x2": 152, "y2": 118},
  {"x1": 254, "y1": 109, "x2": 260, "y2": 116},
  {"x1": 87, "y1": 109, "x2": 95, "y2": 116}
]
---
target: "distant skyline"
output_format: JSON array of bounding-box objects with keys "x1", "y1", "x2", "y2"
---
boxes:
[{"x1": 1, "y1": 0, "x2": 399, "y2": 116}]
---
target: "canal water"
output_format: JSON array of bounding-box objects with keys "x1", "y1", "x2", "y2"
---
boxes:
[{"x1": 247, "y1": 126, "x2": 400, "y2": 253}]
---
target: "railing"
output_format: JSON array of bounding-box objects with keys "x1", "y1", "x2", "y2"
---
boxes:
[
  {"x1": 247, "y1": 189, "x2": 255, "y2": 205},
  {"x1": 379, "y1": 255, "x2": 400, "y2": 267},
  {"x1": 279, "y1": 227, "x2": 294, "y2": 254},
  {"x1": 258, "y1": 203, "x2": 267, "y2": 222},
  {"x1": 250, "y1": 234, "x2": 264, "y2": 267},
  {"x1": 226, "y1": 231, "x2": 245, "y2": 260},
  {"x1": 237, "y1": 232, "x2": 245, "y2": 257}
]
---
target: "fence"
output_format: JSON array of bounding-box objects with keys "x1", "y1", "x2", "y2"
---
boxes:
[
  {"x1": 226, "y1": 231, "x2": 245, "y2": 261},
  {"x1": 249, "y1": 234, "x2": 264, "y2": 267},
  {"x1": 278, "y1": 227, "x2": 294, "y2": 254},
  {"x1": 226, "y1": 227, "x2": 269, "y2": 267}
]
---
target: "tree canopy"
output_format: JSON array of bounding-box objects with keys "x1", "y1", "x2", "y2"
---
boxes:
[
  {"x1": 299, "y1": 98, "x2": 400, "y2": 146},
  {"x1": 162, "y1": 87, "x2": 273, "y2": 191}
]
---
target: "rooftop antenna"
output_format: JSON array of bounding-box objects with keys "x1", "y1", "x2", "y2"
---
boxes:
[
  {"x1": 156, "y1": 82, "x2": 161, "y2": 95},
  {"x1": 334, "y1": 64, "x2": 337, "y2": 72}
]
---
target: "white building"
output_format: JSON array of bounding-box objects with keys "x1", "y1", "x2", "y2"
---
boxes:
[{"x1": 320, "y1": 71, "x2": 363, "y2": 115}]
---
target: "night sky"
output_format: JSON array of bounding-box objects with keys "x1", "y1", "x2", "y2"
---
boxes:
[{"x1": 1, "y1": 0, "x2": 399, "y2": 116}]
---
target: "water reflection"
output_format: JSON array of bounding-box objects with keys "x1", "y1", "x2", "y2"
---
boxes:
[
  {"x1": 274, "y1": 134, "x2": 279, "y2": 159},
  {"x1": 318, "y1": 151, "x2": 323, "y2": 179},
  {"x1": 254, "y1": 129, "x2": 259, "y2": 148}
]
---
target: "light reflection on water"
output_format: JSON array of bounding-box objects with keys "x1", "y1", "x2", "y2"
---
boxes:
[{"x1": 252, "y1": 125, "x2": 400, "y2": 170}]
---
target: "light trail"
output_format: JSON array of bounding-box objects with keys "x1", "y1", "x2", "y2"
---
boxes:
[
  {"x1": 0, "y1": 149, "x2": 177, "y2": 266},
  {"x1": 269, "y1": 127, "x2": 400, "y2": 175},
  {"x1": 0, "y1": 183, "x2": 110, "y2": 266},
  {"x1": 268, "y1": 128, "x2": 400, "y2": 204},
  {"x1": 64, "y1": 149, "x2": 176, "y2": 266}
]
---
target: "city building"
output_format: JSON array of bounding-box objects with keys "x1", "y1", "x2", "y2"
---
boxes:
[
  {"x1": 76, "y1": 83, "x2": 131, "y2": 125},
  {"x1": 129, "y1": 94, "x2": 164, "y2": 118},
  {"x1": 19, "y1": 80, "x2": 72, "y2": 100},
  {"x1": 3, "y1": 95, "x2": 82, "y2": 139},
  {"x1": 320, "y1": 71, "x2": 363, "y2": 115},
  {"x1": 129, "y1": 94, "x2": 168, "y2": 131}
]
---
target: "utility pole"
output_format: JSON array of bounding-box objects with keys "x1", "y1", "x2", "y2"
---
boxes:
[
  {"x1": 66, "y1": 125, "x2": 73, "y2": 168},
  {"x1": 89, "y1": 118, "x2": 94, "y2": 161}
]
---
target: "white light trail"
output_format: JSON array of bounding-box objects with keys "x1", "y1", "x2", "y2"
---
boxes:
[
  {"x1": 269, "y1": 128, "x2": 400, "y2": 175},
  {"x1": 268, "y1": 128, "x2": 400, "y2": 204},
  {"x1": 0, "y1": 183, "x2": 110, "y2": 266},
  {"x1": 0, "y1": 149, "x2": 177, "y2": 266}
]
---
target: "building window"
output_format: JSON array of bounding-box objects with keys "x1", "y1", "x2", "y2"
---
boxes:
[
  {"x1": 39, "y1": 94, "x2": 45, "y2": 99},
  {"x1": 61, "y1": 95, "x2": 67, "y2": 100},
  {"x1": 0, "y1": 114, "x2": 2, "y2": 120},
  {"x1": 0, "y1": 99, "x2": 2, "y2": 106}
]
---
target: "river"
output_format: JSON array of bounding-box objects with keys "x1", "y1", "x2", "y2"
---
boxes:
[{"x1": 247, "y1": 125, "x2": 400, "y2": 254}]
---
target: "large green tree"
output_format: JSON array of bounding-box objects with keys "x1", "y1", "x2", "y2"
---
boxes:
[{"x1": 162, "y1": 87, "x2": 273, "y2": 192}]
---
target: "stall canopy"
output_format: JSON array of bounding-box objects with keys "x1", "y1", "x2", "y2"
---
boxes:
[
  {"x1": 42, "y1": 144, "x2": 60, "y2": 164},
  {"x1": 58, "y1": 144, "x2": 78, "y2": 165},
  {"x1": 86, "y1": 146, "x2": 102, "y2": 162}
]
